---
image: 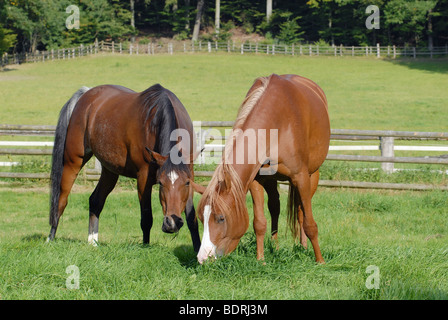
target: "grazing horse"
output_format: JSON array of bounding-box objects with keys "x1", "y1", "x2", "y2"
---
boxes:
[
  {"x1": 47, "y1": 84, "x2": 201, "y2": 252},
  {"x1": 196, "y1": 74, "x2": 330, "y2": 264}
]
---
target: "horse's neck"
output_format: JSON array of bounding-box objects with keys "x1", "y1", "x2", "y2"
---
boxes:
[
  {"x1": 225, "y1": 127, "x2": 268, "y2": 193},
  {"x1": 232, "y1": 162, "x2": 262, "y2": 193}
]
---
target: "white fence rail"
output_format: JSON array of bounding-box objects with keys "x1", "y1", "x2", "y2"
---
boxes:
[
  {"x1": 2, "y1": 40, "x2": 448, "y2": 67},
  {"x1": 0, "y1": 123, "x2": 447, "y2": 191}
]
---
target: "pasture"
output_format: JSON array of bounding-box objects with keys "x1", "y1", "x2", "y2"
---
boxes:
[{"x1": 0, "y1": 53, "x2": 447, "y2": 300}]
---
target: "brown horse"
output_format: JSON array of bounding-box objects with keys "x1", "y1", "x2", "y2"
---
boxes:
[
  {"x1": 196, "y1": 74, "x2": 330, "y2": 264},
  {"x1": 47, "y1": 84, "x2": 201, "y2": 252}
]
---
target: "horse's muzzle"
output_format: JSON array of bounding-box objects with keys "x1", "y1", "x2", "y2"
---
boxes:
[{"x1": 162, "y1": 214, "x2": 184, "y2": 233}]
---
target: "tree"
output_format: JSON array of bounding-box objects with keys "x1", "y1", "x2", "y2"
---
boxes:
[
  {"x1": 192, "y1": 0, "x2": 205, "y2": 41},
  {"x1": 4, "y1": 0, "x2": 70, "y2": 52},
  {"x1": 0, "y1": 27, "x2": 16, "y2": 58},
  {"x1": 215, "y1": 0, "x2": 220, "y2": 34},
  {"x1": 266, "y1": 0, "x2": 272, "y2": 22},
  {"x1": 384, "y1": 0, "x2": 438, "y2": 46},
  {"x1": 277, "y1": 12, "x2": 304, "y2": 44}
]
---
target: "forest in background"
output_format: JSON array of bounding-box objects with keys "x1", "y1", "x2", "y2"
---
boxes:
[{"x1": 1, "y1": 0, "x2": 447, "y2": 56}]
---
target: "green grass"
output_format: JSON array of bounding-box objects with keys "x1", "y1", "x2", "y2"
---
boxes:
[
  {"x1": 1, "y1": 53, "x2": 447, "y2": 131},
  {"x1": 0, "y1": 188, "x2": 447, "y2": 299}
]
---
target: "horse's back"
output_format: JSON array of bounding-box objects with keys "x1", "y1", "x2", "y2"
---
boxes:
[
  {"x1": 66, "y1": 85, "x2": 146, "y2": 176},
  {"x1": 267, "y1": 74, "x2": 330, "y2": 172}
]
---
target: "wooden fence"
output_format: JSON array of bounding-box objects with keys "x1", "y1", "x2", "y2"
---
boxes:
[
  {"x1": 1, "y1": 123, "x2": 447, "y2": 191},
  {"x1": 2, "y1": 40, "x2": 448, "y2": 67}
]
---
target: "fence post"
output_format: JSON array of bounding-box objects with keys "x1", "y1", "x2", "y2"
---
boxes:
[
  {"x1": 119, "y1": 42, "x2": 122, "y2": 54},
  {"x1": 413, "y1": 47, "x2": 416, "y2": 59},
  {"x1": 112, "y1": 41, "x2": 114, "y2": 54},
  {"x1": 393, "y1": 45, "x2": 396, "y2": 59},
  {"x1": 366, "y1": 45, "x2": 368, "y2": 56},
  {"x1": 292, "y1": 44, "x2": 294, "y2": 56},
  {"x1": 380, "y1": 136, "x2": 395, "y2": 174},
  {"x1": 377, "y1": 43, "x2": 380, "y2": 58},
  {"x1": 208, "y1": 41, "x2": 211, "y2": 53}
]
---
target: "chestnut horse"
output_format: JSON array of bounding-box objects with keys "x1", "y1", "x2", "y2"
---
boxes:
[
  {"x1": 197, "y1": 74, "x2": 330, "y2": 264},
  {"x1": 47, "y1": 84, "x2": 201, "y2": 252}
]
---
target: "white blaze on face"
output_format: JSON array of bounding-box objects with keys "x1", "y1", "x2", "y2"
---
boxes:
[
  {"x1": 167, "y1": 171, "x2": 179, "y2": 185},
  {"x1": 197, "y1": 204, "x2": 217, "y2": 264}
]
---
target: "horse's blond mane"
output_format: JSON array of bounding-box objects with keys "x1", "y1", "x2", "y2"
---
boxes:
[
  {"x1": 198, "y1": 76, "x2": 271, "y2": 222},
  {"x1": 233, "y1": 76, "x2": 270, "y2": 129}
]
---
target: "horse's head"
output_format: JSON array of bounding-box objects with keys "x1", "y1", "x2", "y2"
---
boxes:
[
  {"x1": 145, "y1": 147, "x2": 193, "y2": 233},
  {"x1": 196, "y1": 164, "x2": 249, "y2": 264}
]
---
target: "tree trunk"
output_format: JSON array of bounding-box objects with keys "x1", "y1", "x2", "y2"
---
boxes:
[
  {"x1": 130, "y1": 0, "x2": 135, "y2": 43},
  {"x1": 427, "y1": 8, "x2": 433, "y2": 50},
  {"x1": 266, "y1": 0, "x2": 272, "y2": 22},
  {"x1": 192, "y1": 0, "x2": 205, "y2": 41},
  {"x1": 185, "y1": 0, "x2": 191, "y2": 31},
  {"x1": 215, "y1": 0, "x2": 220, "y2": 34}
]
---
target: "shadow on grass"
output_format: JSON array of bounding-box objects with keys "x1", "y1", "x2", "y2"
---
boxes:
[
  {"x1": 383, "y1": 57, "x2": 448, "y2": 74},
  {"x1": 173, "y1": 244, "x2": 198, "y2": 269},
  {"x1": 21, "y1": 233, "x2": 86, "y2": 244}
]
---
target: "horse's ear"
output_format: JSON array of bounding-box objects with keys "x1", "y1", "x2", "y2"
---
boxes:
[
  {"x1": 189, "y1": 147, "x2": 205, "y2": 164},
  {"x1": 191, "y1": 180, "x2": 206, "y2": 194},
  {"x1": 218, "y1": 169, "x2": 232, "y2": 193},
  {"x1": 144, "y1": 147, "x2": 168, "y2": 166}
]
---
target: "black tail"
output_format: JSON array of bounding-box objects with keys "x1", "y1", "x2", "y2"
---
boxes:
[
  {"x1": 49, "y1": 87, "x2": 90, "y2": 227},
  {"x1": 287, "y1": 182, "x2": 301, "y2": 239}
]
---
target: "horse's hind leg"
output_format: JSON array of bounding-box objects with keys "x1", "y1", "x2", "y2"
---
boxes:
[
  {"x1": 292, "y1": 170, "x2": 324, "y2": 264},
  {"x1": 88, "y1": 166, "x2": 119, "y2": 246},
  {"x1": 48, "y1": 153, "x2": 91, "y2": 241},
  {"x1": 297, "y1": 170, "x2": 320, "y2": 249}
]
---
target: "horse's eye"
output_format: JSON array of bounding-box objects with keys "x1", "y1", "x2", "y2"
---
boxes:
[
  {"x1": 216, "y1": 214, "x2": 225, "y2": 224},
  {"x1": 185, "y1": 181, "x2": 190, "y2": 187}
]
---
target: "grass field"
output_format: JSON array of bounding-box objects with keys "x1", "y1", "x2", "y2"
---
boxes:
[
  {"x1": 1, "y1": 53, "x2": 447, "y2": 131},
  {"x1": 0, "y1": 187, "x2": 447, "y2": 300},
  {"x1": 0, "y1": 53, "x2": 447, "y2": 300}
]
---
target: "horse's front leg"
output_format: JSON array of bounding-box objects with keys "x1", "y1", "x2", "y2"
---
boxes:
[
  {"x1": 185, "y1": 194, "x2": 201, "y2": 252},
  {"x1": 137, "y1": 171, "x2": 154, "y2": 244}
]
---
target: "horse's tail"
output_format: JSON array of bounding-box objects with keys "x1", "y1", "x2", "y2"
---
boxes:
[
  {"x1": 49, "y1": 86, "x2": 90, "y2": 227},
  {"x1": 286, "y1": 182, "x2": 301, "y2": 239}
]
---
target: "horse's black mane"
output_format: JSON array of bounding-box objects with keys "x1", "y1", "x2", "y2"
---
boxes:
[{"x1": 140, "y1": 84, "x2": 190, "y2": 176}]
